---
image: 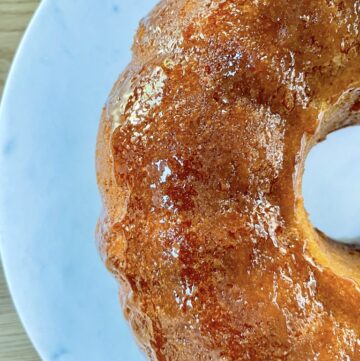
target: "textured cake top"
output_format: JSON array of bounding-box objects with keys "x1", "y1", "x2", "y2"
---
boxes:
[{"x1": 97, "y1": 1, "x2": 360, "y2": 359}]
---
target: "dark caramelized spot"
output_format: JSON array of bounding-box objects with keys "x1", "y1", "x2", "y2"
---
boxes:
[{"x1": 351, "y1": 100, "x2": 360, "y2": 111}]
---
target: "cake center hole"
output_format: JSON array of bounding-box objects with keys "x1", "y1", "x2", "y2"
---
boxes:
[{"x1": 303, "y1": 126, "x2": 360, "y2": 245}]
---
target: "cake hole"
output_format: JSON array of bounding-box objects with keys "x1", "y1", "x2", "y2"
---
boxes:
[{"x1": 303, "y1": 126, "x2": 360, "y2": 245}]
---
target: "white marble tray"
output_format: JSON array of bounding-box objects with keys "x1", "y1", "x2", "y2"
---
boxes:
[
  {"x1": 0, "y1": 1, "x2": 157, "y2": 360},
  {"x1": 0, "y1": 1, "x2": 359, "y2": 361}
]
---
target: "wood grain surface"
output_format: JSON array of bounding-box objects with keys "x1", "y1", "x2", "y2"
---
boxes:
[{"x1": 0, "y1": 1, "x2": 41, "y2": 360}]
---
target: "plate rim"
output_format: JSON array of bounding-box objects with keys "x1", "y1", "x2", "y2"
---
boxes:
[{"x1": 0, "y1": 1, "x2": 49, "y2": 359}]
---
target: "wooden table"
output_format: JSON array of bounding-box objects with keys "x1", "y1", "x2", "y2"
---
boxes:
[{"x1": 0, "y1": 1, "x2": 41, "y2": 359}]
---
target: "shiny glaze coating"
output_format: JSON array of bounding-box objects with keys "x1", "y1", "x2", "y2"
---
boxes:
[{"x1": 96, "y1": 1, "x2": 360, "y2": 360}]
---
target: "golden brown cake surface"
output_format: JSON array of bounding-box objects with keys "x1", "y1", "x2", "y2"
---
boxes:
[{"x1": 96, "y1": 1, "x2": 360, "y2": 359}]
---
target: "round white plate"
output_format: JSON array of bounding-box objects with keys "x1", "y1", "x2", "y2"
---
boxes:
[
  {"x1": 0, "y1": 1, "x2": 158, "y2": 360},
  {"x1": 0, "y1": 1, "x2": 359, "y2": 361}
]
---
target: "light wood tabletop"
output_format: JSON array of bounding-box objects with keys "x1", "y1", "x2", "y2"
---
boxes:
[{"x1": 0, "y1": 1, "x2": 41, "y2": 360}]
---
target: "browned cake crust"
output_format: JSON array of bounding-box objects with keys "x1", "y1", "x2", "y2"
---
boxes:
[{"x1": 96, "y1": 1, "x2": 360, "y2": 360}]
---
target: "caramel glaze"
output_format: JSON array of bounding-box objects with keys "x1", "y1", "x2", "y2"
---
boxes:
[{"x1": 96, "y1": 1, "x2": 360, "y2": 359}]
